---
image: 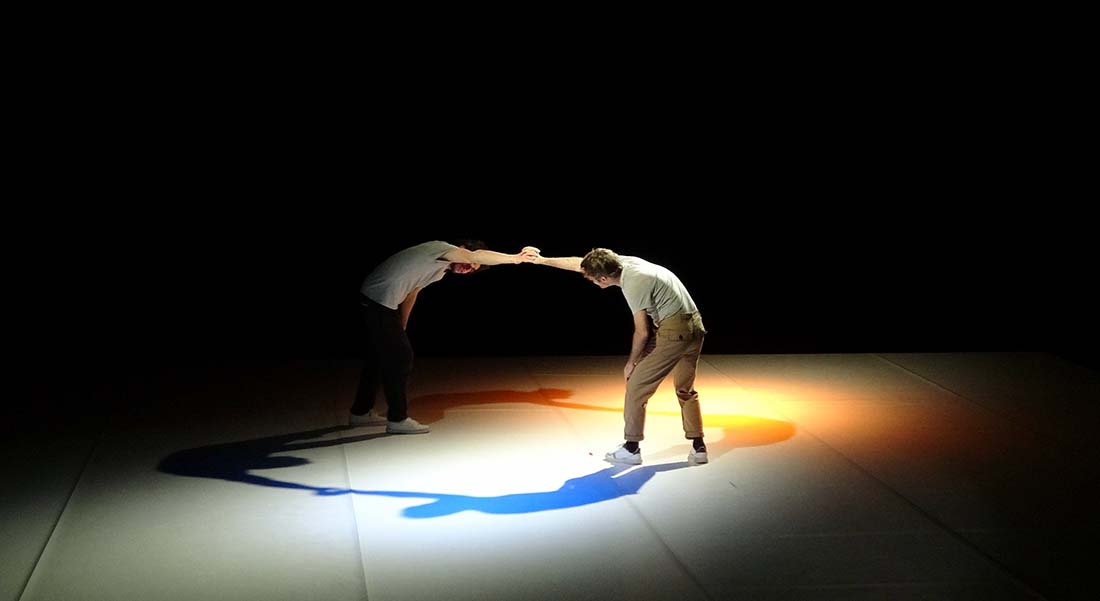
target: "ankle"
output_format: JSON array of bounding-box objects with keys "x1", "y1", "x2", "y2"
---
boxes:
[{"x1": 623, "y1": 441, "x2": 640, "y2": 453}]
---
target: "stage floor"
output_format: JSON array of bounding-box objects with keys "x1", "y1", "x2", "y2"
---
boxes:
[{"x1": 4, "y1": 353, "x2": 1098, "y2": 600}]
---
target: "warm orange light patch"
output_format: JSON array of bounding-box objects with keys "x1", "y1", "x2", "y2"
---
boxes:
[{"x1": 410, "y1": 385, "x2": 797, "y2": 462}]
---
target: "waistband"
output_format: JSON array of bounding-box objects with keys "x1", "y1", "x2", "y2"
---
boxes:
[
  {"x1": 656, "y1": 312, "x2": 705, "y2": 336},
  {"x1": 658, "y1": 312, "x2": 700, "y2": 326},
  {"x1": 359, "y1": 293, "x2": 396, "y2": 312}
]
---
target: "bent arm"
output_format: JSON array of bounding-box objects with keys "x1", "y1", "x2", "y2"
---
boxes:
[
  {"x1": 627, "y1": 309, "x2": 652, "y2": 368},
  {"x1": 398, "y1": 287, "x2": 420, "y2": 330}
]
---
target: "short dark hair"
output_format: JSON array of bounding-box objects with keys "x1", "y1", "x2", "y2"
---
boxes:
[
  {"x1": 580, "y1": 248, "x2": 623, "y2": 279},
  {"x1": 450, "y1": 238, "x2": 487, "y2": 252},
  {"x1": 449, "y1": 238, "x2": 491, "y2": 273}
]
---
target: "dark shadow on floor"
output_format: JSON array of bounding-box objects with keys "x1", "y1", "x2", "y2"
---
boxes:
[
  {"x1": 156, "y1": 422, "x2": 694, "y2": 515},
  {"x1": 157, "y1": 425, "x2": 387, "y2": 493},
  {"x1": 157, "y1": 389, "x2": 795, "y2": 513},
  {"x1": 335, "y1": 462, "x2": 691, "y2": 517}
]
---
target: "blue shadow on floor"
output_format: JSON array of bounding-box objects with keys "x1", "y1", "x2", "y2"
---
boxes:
[
  {"x1": 157, "y1": 425, "x2": 690, "y2": 516},
  {"x1": 158, "y1": 388, "x2": 795, "y2": 517},
  {"x1": 323, "y1": 461, "x2": 690, "y2": 518}
]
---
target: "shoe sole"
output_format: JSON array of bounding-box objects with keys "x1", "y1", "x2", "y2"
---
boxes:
[
  {"x1": 690, "y1": 453, "x2": 708, "y2": 464},
  {"x1": 604, "y1": 456, "x2": 642, "y2": 465},
  {"x1": 386, "y1": 428, "x2": 430, "y2": 435}
]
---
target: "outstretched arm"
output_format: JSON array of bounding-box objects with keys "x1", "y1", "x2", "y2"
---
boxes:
[
  {"x1": 441, "y1": 247, "x2": 539, "y2": 266},
  {"x1": 532, "y1": 254, "x2": 583, "y2": 272}
]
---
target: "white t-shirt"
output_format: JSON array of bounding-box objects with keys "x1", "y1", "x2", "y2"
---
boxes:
[
  {"x1": 360, "y1": 241, "x2": 457, "y2": 309},
  {"x1": 619, "y1": 256, "x2": 698, "y2": 324}
]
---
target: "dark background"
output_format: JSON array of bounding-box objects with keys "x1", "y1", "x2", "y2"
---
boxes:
[
  {"x1": 16, "y1": 49, "x2": 1097, "y2": 372},
  {"x1": 4, "y1": 34, "x2": 1095, "y2": 601},
  {"x1": 30, "y1": 198, "x2": 1096, "y2": 368}
]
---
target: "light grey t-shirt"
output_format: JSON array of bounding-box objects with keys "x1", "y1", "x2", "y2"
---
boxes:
[
  {"x1": 360, "y1": 241, "x2": 457, "y2": 309},
  {"x1": 620, "y1": 256, "x2": 698, "y2": 324}
]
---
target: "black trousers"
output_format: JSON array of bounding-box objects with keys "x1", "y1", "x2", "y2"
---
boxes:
[{"x1": 352, "y1": 297, "x2": 413, "y2": 421}]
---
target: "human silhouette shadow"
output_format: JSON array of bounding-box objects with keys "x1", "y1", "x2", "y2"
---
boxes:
[
  {"x1": 331, "y1": 462, "x2": 690, "y2": 518},
  {"x1": 157, "y1": 389, "x2": 795, "y2": 512},
  {"x1": 157, "y1": 425, "x2": 388, "y2": 493}
]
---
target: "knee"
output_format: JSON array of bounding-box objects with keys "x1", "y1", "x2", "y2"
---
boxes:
[{"x1": 625, "y1": 381, "x2": 648, "y2": 398}]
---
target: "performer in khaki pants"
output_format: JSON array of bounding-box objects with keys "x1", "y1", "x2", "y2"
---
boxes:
[{"x1": 530, "y1": 247, "x2": 708, "y2": 465}]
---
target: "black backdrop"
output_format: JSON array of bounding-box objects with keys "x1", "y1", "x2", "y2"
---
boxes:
[
  {"x1": 34, "y1": 201, "x2": 1095, "y2": 367},
  {"x1": 18, "y1": 70, "x2": 1096, "y2": 370}
]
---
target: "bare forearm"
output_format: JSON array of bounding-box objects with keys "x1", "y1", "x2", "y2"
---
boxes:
[
  {"x1": 534, "y1": 256, "x2": 583, "y2": 272},
  {"x1": 628, "y1": 330, "x2": 650, "y2": 366},
  {"x1": 469, "y1": 249, "x2": 523, "y2": 266}
]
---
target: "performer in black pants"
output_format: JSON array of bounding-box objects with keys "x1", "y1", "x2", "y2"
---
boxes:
[{"x1": 351, "y1": 240, "x2": 539, "y2": 434}]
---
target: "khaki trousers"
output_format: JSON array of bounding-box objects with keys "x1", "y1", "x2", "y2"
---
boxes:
[{"x1": 624, "y1": 312, "x2": 706, "y2": 442}]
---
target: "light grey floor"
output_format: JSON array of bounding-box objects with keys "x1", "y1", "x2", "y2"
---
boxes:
[{"x1": 3, "y1": 353, "x2": 1097, "y2": 601}]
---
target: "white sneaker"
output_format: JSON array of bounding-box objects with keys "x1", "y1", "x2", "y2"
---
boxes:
[
  {"x1": 604, "y1": 444, "x2": 642, "y2": 465},
  {"x1": 349, "y1": 410, "x2": 387, "y2": 426},
  {"x1": 689, "y1": 447, "x2": 708, "y2": 464},
  {"x1": 386, "y1": 417, "x2": 430, "y2": 434}
]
